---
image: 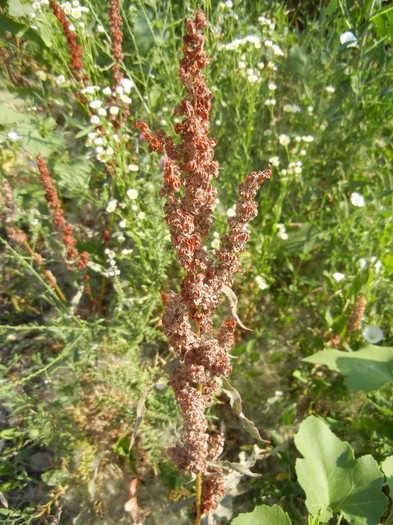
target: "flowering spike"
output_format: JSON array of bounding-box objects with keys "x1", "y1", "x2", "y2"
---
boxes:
[
  {"x1": 49, "y1": 1, "x2": 84, "y2": 79},
  {"x1": 136, "y1": 10, "x2": 271, "y2": 516}
]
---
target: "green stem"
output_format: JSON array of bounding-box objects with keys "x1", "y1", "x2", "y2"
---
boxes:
[{"x1": 195, "y1": 380, "x2": 203, "y2": 525}]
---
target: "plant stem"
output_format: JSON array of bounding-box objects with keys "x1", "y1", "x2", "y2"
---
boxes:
[
  {"x1": 23, "y1": 240, "x2": 68, "y2": 304},
  {"x1": 195, "y1": 380, "x2": 203, "y2": 525}
]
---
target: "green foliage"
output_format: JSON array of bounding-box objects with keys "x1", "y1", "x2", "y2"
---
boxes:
[
  {"x1": 231, "y1": 504, "x2": 292, "y2": 525},
  {"x1": 0, "y1": 0, "x2": 392, "y2": 522},
  {"x1": 304, "y1": 345, "x2": 393, "y2": 392},
  {"x1": 295, "y1": 416, "x2": 387, "y2": 523}
]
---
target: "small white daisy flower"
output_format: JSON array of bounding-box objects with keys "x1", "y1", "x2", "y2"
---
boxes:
[
  {"x1": 127, "y1": 189, "x2": 138, "y2": 199},
  {"x1": 109, "y1": 106, "x2": 119, "y2": 116},
  {"x1": 128, "y1": 164, "x2": 139, "y2": 171},
  {"x1": 56, "y1": 74, "x2": 65, "y2": 85},
  {"x1": 211, "y1": 239, "x2": 220, "y2": 249},
  {"x1": 279, "y1": 134, "x2": 290, "y2": 146},
  {"x1": 97, "y1": 152, "x2": 108, "y2": 163},
  {"x1": 98, "y1": 108, "x2": 107, "y2": 116},
  {"x1": 138, "y1": 211, "x2": 146, "y2": 219},
  {"x1": 89, "y1": 100, "x2": 102, "y2": 110},
  {"x1": 264, "y1": 129, "x2": 273, "y2": 136},
  {"x1": 332, "y1": 272, "x2": 345, "y2": 282},
  {"x1": 106, "y1": 199, "x2": 117, "y2": 212},
  {"x1": 120, "y1": 93, "x2": 131, "y2": 104},
  {"x1": 90, "y1": 115, "x2": 100, "y2": 124},
  {"x1": 302, "y1": 135, "x2": 314, "y2": 142},
  {"x1": 325, "y1": 85, "x2": 335, "y2": 93},
  {"x1": 227, "y1": 207, "x2": 236, "y2": 217},
  {"x1": 255, "y1": 275, "x2": 268, "y2": 290},
  {"x1": 102, "y1": 86, "x2": 112, "y2": 96},
  {"x1": 269, "y1": 156, "x2": 280, "y2": 166},
  {"x1": 119, "y1": 220, "x2": 126, "y2": 228}
]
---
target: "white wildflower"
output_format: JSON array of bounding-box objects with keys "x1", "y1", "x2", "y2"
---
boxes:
[
  {"x1": 255, "y1": 275, "x2": 268, "y2": 290},
  {"x1": 325, "y1": 85, "x2": 335, "y2": 93},
  {"x1": 128, "y1": 164, "x2": 139, "y2": 171},
  {"x1": 109, "y1": 106, "x2": 119, "y2": 116},
  {"x1": 89, "y1": 100, "x2": 102, "y2": 109},
  {"x1": 350, "y1": 192, "x2": 365, "y2": 207},
  {"x1": 332, "y1": 272, "x2": 345, "y2": 282},
  {"x1": 7, "y1": 131, "x2": 23, "y2": 141},
  {"x1": 227, "y1": 208, "x2": 236, "y2": 217},
  {"x1": 362, "y1": 326, "x2": 383, "y2": 344},
  {"x1": 279, "y1": 134, "x2": 290, "y2": 146},
  {"x1": 340, "y1": 31, "x2": 358, "y2": 48},
  {"x1": 127, "y1": 189, "x2": 138, "y2": 199},
  {"x1": 106, "y1": 199, "x2": 117, "y2": 212},
  {"x1": 90, "y1": 115, "x2": 100, "y2": 124},
  {"x1": 269, "y1": 156, "x2": 280, "y2": 166}
]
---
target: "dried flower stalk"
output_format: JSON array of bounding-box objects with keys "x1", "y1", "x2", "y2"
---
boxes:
[
  {"x1": 49, "y1": 0, "x2": 84, "y2": 80},
  {"x1": 36, "y1": 155, "x2": 89, "y2": 271},
  {"x1": 347, "y1": 294, "x2": 366, "y2": 333},
  {"x1": 109, "y1": 0, "x2": 124, "y2": 86},
  {"x1": 0, "y1": 178, "x2": 67, "y2": 303},
  {"x1": 136, "y1": 11, "x2": 271, "y2": 517}
]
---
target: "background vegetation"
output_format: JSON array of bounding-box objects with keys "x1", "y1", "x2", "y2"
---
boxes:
[{"x1": 0, "y1": 0, "x2": 392, "y2": 523}]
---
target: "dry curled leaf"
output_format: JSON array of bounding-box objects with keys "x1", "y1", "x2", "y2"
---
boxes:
[
  {"x1": 221, "y1": 285, "x2": 253, "y2": 331},
  {"x1": 222, "y1": 378, "x2": 270, "y2": 443},
  {"x1": 124, "y1": 478, "x2": 143, "y2": 523}
]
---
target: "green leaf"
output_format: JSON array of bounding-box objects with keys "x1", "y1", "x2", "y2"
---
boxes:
[
  {"x1": 231, "y1": 504, "x2": 292, "y2": 525},
  {"x1": 53, "y1": 160, "x2": 93, "y2": 198},
  {"x1": 7, "y1": 0, "x2": 33, "y2": 17},
  {"x1": 295, "y1": 416, "x2": 387, "y2": 524},
  {"x1": 303, "y1": 345, "x2": 393, "y2": 392},
  {"x1": 0, "y1": 14, "x2": 46, "y2": 47},
  {"x1": 381, "y1": 456, "x2": 393, "y2": 496}
]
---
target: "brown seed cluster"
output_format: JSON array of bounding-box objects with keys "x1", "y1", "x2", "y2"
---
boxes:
[
  {"x1": 347, "y1": 294, "x2": 366, "y2": 333},
  {"x1": 136, "y1": 10, "x2": 270, "y2": 514},
  {"x1": 109, "y1": 0, "x2": 124, "y2": 86},
  {"x1": 50, "y1": 1, "x2": 83, "y2": 79},
  {"x1": 36, "y1": 155, "x2": 89, "y2": 270}
]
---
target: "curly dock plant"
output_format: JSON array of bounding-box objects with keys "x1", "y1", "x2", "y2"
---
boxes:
[{"x1": 136, "y1": 10, "x2": 271, "y2": 521}]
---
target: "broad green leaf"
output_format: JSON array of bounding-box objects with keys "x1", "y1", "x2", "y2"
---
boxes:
[
  {"x1": 0, "y1": 14, "x2": 46, "y2": 47},
  {"x1": 381, "y1": 456, "x2": 393, "y2": 496},
  {"x1": 7, "y1": 0, "x2": 33, "y2": 17},
  {"x1": 53, "y1": 160, "x2": 93, "y2": 198},
  {"x1": 303, "y1": 345, "x2": 393, "y2": 392},
  {"x1": 295, "y1": 416, "x2": 387, "y2": 524},
  {"x1": 231, "y1": 504, "x2": 292, "y2": 525}
]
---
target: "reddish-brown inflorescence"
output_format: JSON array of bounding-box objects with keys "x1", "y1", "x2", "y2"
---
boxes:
[
  {"x1": 36, "y1": 155, "x2": 89, "y2": 270},
  {"x1": 109, "y1": 0, "x2": 124, "y2": 86},
  {"x1": 49, "y1": 1, "x2": 84, "y2": 80},
  {"x1": 136, "y1": 10, "x2": 271, "y2": 515}
]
